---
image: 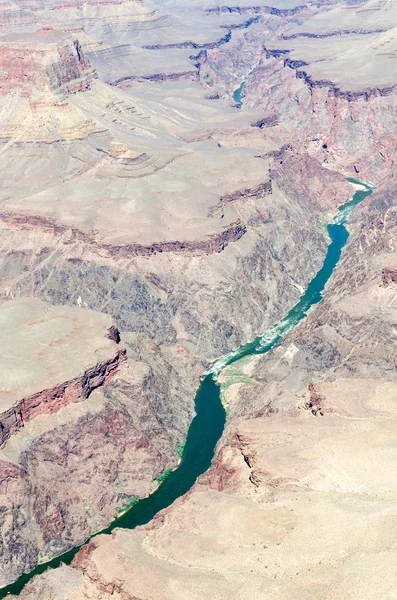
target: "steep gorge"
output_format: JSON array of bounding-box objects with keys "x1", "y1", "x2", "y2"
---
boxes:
[{"x1": 0, "y1": 0, "x2": 396, "y2": 597}]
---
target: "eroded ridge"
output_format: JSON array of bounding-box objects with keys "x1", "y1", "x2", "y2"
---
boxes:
[
  {"x1": 0, "y1": 213, "x2": 247, "y2": 257},
  {"x1": 264, "y1": 46, "x2": 397, "y2": 100},
  {"x1": 0, "y1": 297, "x2": 125, "y2": 447}
]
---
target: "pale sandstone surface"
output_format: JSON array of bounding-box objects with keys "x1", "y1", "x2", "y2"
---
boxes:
[
  {"x1": 0, "y1": 145, "x2": 271, "y2": 244},
  {"x1": 0, "y1": 299, "x2": 175, "y2": 586},
  {"x1": 17, "y1": 179, "x2": 397, "y2": 600},
  {"x1": 0, "y1": 296, "x2": 120, "y2": 410},
  {"x1": 2, "y1": 0, "x2": 397, "y2": 594},
  {"x1": 14, "y1": 485, "x2": 397, "y2": 600},
  {"x1": 267, "y1": 31, "x2": 397, "y2": 90}
]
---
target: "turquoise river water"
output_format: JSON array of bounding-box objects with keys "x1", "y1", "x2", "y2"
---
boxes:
[
  {"x1": 0, "y1": 178, "x2": 373, "y2": 597},
  {"x1": 233, "y1": 69, "x2": 256, "y2": 105}
]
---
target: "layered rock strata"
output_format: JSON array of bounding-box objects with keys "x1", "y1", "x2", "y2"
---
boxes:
[
  {"x1": 0, "y1": 296, "x2": 126, "y2": 447},
  {"x1": 0, "y1": 29, "x2": 96, "y2": 95},
  {"x1": 15, "y1": 171, "x2": 397, "y2": 600},
  {"x1": 0, "y1": 298, "x2": 174, "y2": 586},
  {"x1": 2, "y1": 0, "x2": 397, "y2": 595}
]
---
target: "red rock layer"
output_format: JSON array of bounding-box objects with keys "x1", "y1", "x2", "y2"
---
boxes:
[
  {"x1": 0, "y1": 348, "x2": 126, "y2": 447},
  {"x1": 0, "y1": 212, "x2": 247, "y2": 257},
  {"x1": 0, "y1": 32, "x2": 96, "y2": 95}
]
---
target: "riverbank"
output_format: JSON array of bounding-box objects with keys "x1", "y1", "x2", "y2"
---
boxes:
[{"x1": 0, "y1": 180, "x2": 373, "y2": 598}]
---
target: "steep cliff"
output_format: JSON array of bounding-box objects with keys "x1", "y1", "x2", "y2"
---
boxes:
[
  {"x1": 2, "y1": 0, "x2": 397, "y2": 595},
  {"x1": 17, "y1": 166, "x2": 397, "y2": 600}
]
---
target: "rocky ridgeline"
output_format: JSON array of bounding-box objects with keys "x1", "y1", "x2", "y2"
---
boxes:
[
  {"x1": 111, "y1": 70, "x2": 199, "y2": 86},
  {"x1": 204, "y1": 5, "x2": 306, "y2": 16},
  {"x1": 0, "y1": 211, "x2": 247, "y2": 257},
  {"x1": 219, "y1": 180, "x2": 272, "y2": 204},
  {"x1": 0, "y1": 298, "x2": 126, "y2": 448},
  {"x1": 207, "y1": 180, "x2": 273, "y2": 217},
  {"x1": 294, "y1": 69, "x2": 397, "y2": 102},
  {"x1": 0, "y1": 348, "x2": 126, "y2": 447},
  {"x1": 0, "y1": 28, "x2": 96, "y2": 96},
  {"x1": 282, "y1": 27, "x2": 387, "y2": 40},
  {"x1": 264, "y1": 46, "x2": 397, "y2": 101},
  {"x1": 142, "y1": 31, "x2": 232, "y2": 51}
]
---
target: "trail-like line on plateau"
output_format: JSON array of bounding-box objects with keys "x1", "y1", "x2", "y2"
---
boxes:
[{"x1": 1, "y1": 178, "x2": 373, "y2": 598}]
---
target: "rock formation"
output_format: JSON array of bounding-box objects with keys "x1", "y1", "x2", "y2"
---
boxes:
[
  {"x1": 1, "y1": 0, "x2": 397, "y2": 596},
  {"x1": 0, "y1": 298, "x2": 177, "y2": 587},
  {"x1": 14, "y1": 172, "x2": 397, "y2": 600},
  {"x1": 0, "y1": 29, "x2": 95, "y2": 95}
]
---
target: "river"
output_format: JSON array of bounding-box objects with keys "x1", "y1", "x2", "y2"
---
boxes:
[
  {"x1": 0, "y1": 178, "x2": 373, "y2": 597},
  {"x1": 233, "y1": 69, "x2": 256, "y2": 105}
]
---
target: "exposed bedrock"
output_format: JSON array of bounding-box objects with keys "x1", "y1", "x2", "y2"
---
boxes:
[
  {"x1": 247, "y1": 57, "x2": 395, "y2": 180},
  {"x1": 0, "y1": 157, "x2": 341, "y2": 586},
  {"x1": 0, "y1": 348, "x2": 125, "y2": 447},
  {"x1": 111, "y1": 70, "x2": 199, "y2": 87},
  {"x1": 264, "y1": 46, "x2": 397, "y2": 102},
  {"x1": 0, "y1": 29, "x2": 96, "y2": 96},
  {"x1": 0, "y1": 0, "x2": 393, "y2": 594},
  {"x1": 0, "y1": 390, "x2": 173, "y2": 588},
  {"x1": 0, "y1": 213, "x2": 247, "y2": 258},
  {"x1": 22, "y1": 179, "x2": 397, "y2": 600},
  {"x1": 204, "y1": 5, "x2": 307, "y2": 17},
  {"x1": 141, "y1": 31, "x2": 232, "y2": 51},
  {"x1": 281, "y1": 27, "x2": 387, "y2": 40},
  {"x1": 0, "y1": 299, "x2": 177, "y2": 586},
  {"x1": 219, "y1": 180, "x2": 272, "y2": 205},
  {"x1": 0, "y1": 297, "x2": 124, "y2": 427},
  {"x1": 200, "y1": 25, "x2": 397, "y2": 183},
  {"x1": 0, "y1": 28, "x2": 100, "y2": 144},
  {"x1": 243, "y1": 58, "x2": 396, "y2": 180}
]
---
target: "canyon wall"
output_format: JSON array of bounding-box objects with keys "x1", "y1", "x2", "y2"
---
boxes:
[{"x1": 2, "y1": 0, "x2": 397, "y2": 595}]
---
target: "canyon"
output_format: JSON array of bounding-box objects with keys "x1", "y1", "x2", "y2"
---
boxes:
[{"x1": 0, "y1": 0, "x2": 395, "y2": 597}]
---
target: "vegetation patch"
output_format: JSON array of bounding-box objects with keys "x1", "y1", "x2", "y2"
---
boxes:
[
  {"x1": 116, "y1": 495, "x2": 138, "y2": 517},
  {"x1": 177, "y1": 443, "x2": 185, "y2": 459},
  {"x1": 156, "y1": 467, "x2": 173, "y2": 483}
]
